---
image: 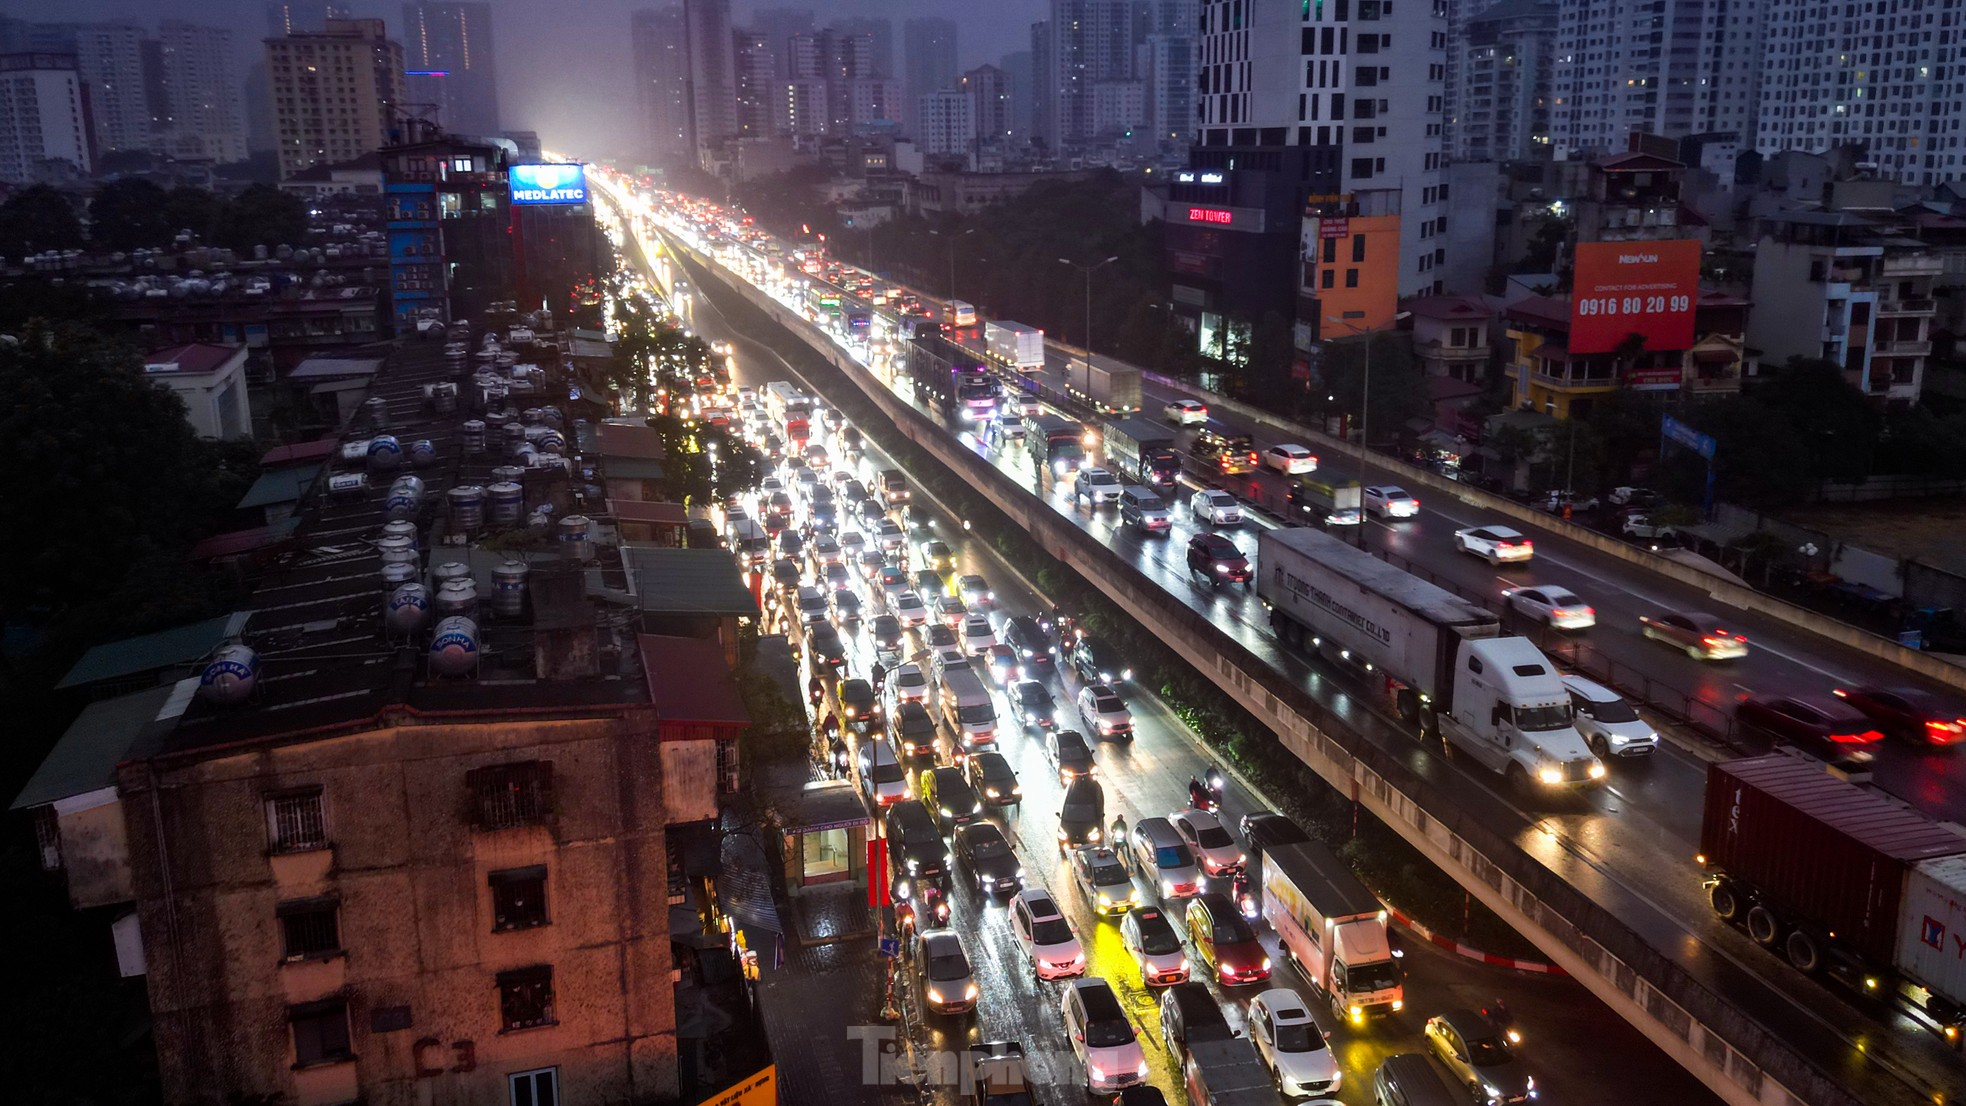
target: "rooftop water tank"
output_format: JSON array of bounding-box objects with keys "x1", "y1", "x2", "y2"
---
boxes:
[
  {"x1": 460, "y1": 420, "x2": 486, "y2": 454},
  {"x1": 366, "y1": 435, "x2": 402, "y2": 473},
  {"x1": 428, "y1": 617, "x2": 479, "y2": 677},
  {"x1": 408, "y1": 439, "x2": 437, "y2": 467},
  {"x1": 487, "y1": 481, "x2": 523, "y2": 526},
  {"x1": 447, "y1": 485, "x2": 485, "y2": 533},
  {"x1": 383, "y1": 474, "x2": 424, "y2": 521},
  {"x1": 491, "y1": 560, "x2": 529, "y2": 618},
  {"x1": 435, "y1": 577, "x2": 478, "y2": 621},
  {"x1": 557, "y1": 514, "x2": 594, "y2": 562},
  {"x1": 385, "y1": 582, "x2": 431, "y2": 635},
  {"x1": 197, "y1": 644, "x2": 259, "y2": 704}
]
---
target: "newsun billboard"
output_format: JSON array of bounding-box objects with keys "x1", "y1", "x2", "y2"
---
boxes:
[{"x1": 509, "y1": 163, "x2": 589, "y2": 206}]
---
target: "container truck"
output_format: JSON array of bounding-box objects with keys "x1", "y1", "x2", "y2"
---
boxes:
[
  {"x1": 1261, "y1": 840, "x2": 1406, "y2": 1024},
  {"x1": 1257, "y1": 526, "x2": 1606, "y2": 792},
  {"x1": 1699, "y1": 752, "x2": 1966, "y2": 1040},
  {"x1": 1286, "y1": 477, "x2": 1363, "y2": 527},
  {"x1": 1065, "y1": 359, "x2": 1143, "y2": 414},
  {"x1": 985, "y1": 321, "x2": 1046, "y2": 371},
  {"x1": 1181, "y1": 1038, "x2": 1276, "y2": 1106},
  {"x1": 907, "y1": 332, "x2": 999, "y2": 425},
  {"x1": 1026, "y1": 413, "x2": 1087, "y2": 476},
  {"x1": 1100, "y1": 418, "x2": 1181, "y2": 491}
]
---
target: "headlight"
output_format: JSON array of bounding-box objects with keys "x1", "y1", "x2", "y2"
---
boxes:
[
  {"x1": 926, "y1": 987, "x2": 944, "y2": 1004},
  {"x1": 964, "y1": 982, "x2": 978, "y2": 999},
  {"x1": 1588, "y1": 761, "x2": 1608, "y2": 779},
  {"x1": 1088, "y1": 827, "x2": 1102, "y2": 841},
  {"x1": 1348, "y1": 1005, "x2": 1365, "y2": 1024},
  {"x1": 1098, "y1": 892, "x2": 1112, "y2": 905},
  {"x1": 1015, "y1": 866, "x2": 1026, "y2": 878},
  {"x1": 1136, "y1": 1061, "x2": 1149, "y2": 1077},
  {"x1": 1537, "y1": 766, "x2": 1563, "y2": 785},
  {"x1": 939, "y1": 806, "x2": 952, "y2": 816},
  {"x1": 907, "y1": 858, "x2": 919, "y2": 872},
  {"x1": 985, "y1": 787, "x2": 999, "y2": 797},
  {"x1": 1391, "y1": 998, "x2": 1403, "y2": 1011},
  {"x1": 1162, "y1": 879, "x2": 1176, "y2": 894},
  {"x1": 1261, "y1": 957, "x2": 1271, "y2": 970},
  {"x1": 1121, "y1": 668, "x2": 1133, "y2": 681},
  {"x1": 1216, "y1": 562, "x2": 1231, "y2": 571}
]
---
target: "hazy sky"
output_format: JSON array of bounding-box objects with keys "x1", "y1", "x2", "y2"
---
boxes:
[{"x1": 3, "y1": 0, "x2": 1044, "y2": 157}]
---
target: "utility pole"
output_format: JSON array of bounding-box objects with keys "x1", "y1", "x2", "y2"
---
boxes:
[
  {"x1": 1059, "y1": 255, "x2": 1120, "y2": 391},
  {"x1": 1327, "y1": 311, "x2": 1410, "y2": 546}
]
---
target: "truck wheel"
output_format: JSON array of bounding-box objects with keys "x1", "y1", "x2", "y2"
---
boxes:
[
  {"x1": 1396, "y1": 689, "x2": 1421, "y2": 723},
  {"x1": 1785, "y1": 929, "x2": 1823, "y2": 974},
  {"x1": 1708, "y1": 882, "x2": 1741, "y2": 921},
  {"x1": 1746, "y1": 905, "x2": 1782, "y2": 946},
  {"x1": 1505, "y1": 762, "x2": 1531, "y2": 795}
]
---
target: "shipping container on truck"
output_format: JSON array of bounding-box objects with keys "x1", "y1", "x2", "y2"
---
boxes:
[
  {"x1": 1261, "y1": 840, "x2": 1405, "y2": 1024},
  {"x1": 907, "y1": 332, "x2": 999, "y2": 425},
  {"x1": 1025, "y1": 412, "x2": 1087, "y2": 476},
  {"x1": 985, "y1": 321, "x2": 1046, "y2": 371},
  {"x1": 1100, "y1": 418, "x2": 1181, "y2": 491},
  {"x1": 1698, "y1": 752, "x2": 1966, "y2": 1039},
  {"x1": 1182, "y1": 1038, "x2": 1276, "y2": 1106},
  {"x1": 763, "y1": 380, "x2": 813, "y2": 448},
  {"x1": 1065, "y1": 359, "x2": 1143, "y2": 414},
  {"x1": 1257, "y1": 527, "x2": 1604, "y2": 791}
]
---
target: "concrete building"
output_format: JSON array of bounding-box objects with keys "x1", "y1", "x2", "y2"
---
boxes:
[
  {"x1": 1451, "y1": 0, "x2": 1554, "y2": 164},
  {"x1": 1572, "y1": 149, "x2": 1710, "y2": 251},
  {"x1": 1047, "y1": 0, "x2": 1149, "y2": 154},
  {"x1": 630, "y1": 7, "x2": 691, "y2": 166},
  {"x1": 1403, "y1": 295, "x2": 1493, "y2": 383},
  {"x1": 907, "y1": 166, "x2": 1100, "y2": 217},
  {"x1": 401, "y1": 3, "x2": 501, "y2": 137},
  {"x1": 267, "y1": 2, "x2": 352, "y2": 36},
  {"x1": 266, "y1": 19, "x2": 406, "y2": 180},
  {"x1": 1748, "y1": 211, "x2": 1939, "y2": 404},
  {"x1": 830, "y1": 16, "x2": 893, "y2": 78},
  {"x1": 1505, "y1": 290, "x2": 1750, "y2": 417},
  {"x1": 382, "y1": 133, "x2": 510, "y2": 328},
  {"x1": 1549, "y1": 0, "x2": 1761, "y2": 165},
  {"x1": 963, "y1": 64, "x2": 1011, "y2": 153},
  {"x1": 917, "y1": 89, "x2": 972, "y2": 157},
  {"x1": 142, "y1": 344, "x2": 253, "y2": 439},
  {"x1": 902, "y1": 17, "x2": 957, "y2": 135},
  {"x1": 785, "y1": 30, "x2": 886, "y2": 137},
  {"x1": 157, "y1": 21, "x2": 249, "y2": 164},
  {"x1": 69, "y1": 22, "x2": 149, "y2": 155},
  {"x1": 733, "y1": 29, "x2": 776, "y2": 137},
  {"x1": 0, "y1": 53, "x2": 92, "y2": 182},
  {"x1": 999, "y1": 50, "x2": 1033, "y2": 146},
  {"x1": 1029, "y1": 21, "x2": 1053, "y2": 150},
  {"x1": 683, "y1": 0, "x2": 737, "y2": 165},
  {"x1": 1303, "y1": 189, "x2": 1405, "y2": 341},
  {"x1": 748, "y1": 8, "x2": 815, "y2": 78},
  {"x1": 781, "y1": 77, "x2": 828, "y2": 138},
  {"x1": 1090, "y1": 79, "x2": 1145, "y2": 142},
  {"x1": 843, "y1": 77, "x2": 901, "y2": 134}
]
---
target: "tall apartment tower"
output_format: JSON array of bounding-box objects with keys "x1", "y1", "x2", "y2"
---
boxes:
[
  {"x1": 963, "y1": 64, "x2": 1011, "y2": 149},
  {"x1": 1030, "y1": 21, "x2": 1054, "y2": 149},
  {"x1": 401, "y1": 3, "x2": 501, "y2": 136},
  {"x1": 1451, "y1": 0, "x2": 1555, "y2": 163},
  {"x1": 0, "y1": 53, "x2": 92, "y2": 181},
  {"x1": 1195, "y1": 0, "x2": 1450, "y2": 296},
  {"x1": 1049, "y1": 0, "x2": 1151, "y2": 151},
  {"x1": 72, "y1": 23, "x2": 150, "y2": 154},
  {"x1": 748, "y1": 8, "x2": 815, "y2": 77},
  {"x1": 917, "y1": 89, "x2": 973, "y2": 156},
  {"x1": 1549, "y1": 0, "x2": 1761, "y2": 162},
  {"x1": 683, "y1": 0, "x2": 737, "y2": 164},
  {"x1": 265, "y1": 18, "x2": 405, "y2": 179},
  {"x1": 630, "y1": 7, "x2": 692, "y2": 164},
  {"x1": 1758, "y1": 0, "x2": 1961, "y2": 185},
  {"x1": 831, "y1": 16, "x2": 893, "y2": 77},
  {"x1": 266, "y1": 2, "x2": 351, "y2": 36},
  {"x1": 1141, "y1": 0, "x2": 1198, "y2": 151},
  {"x1": 902, "y1": 17, "x2": 958, "y2": 135},
  {"x1": 158, "y1": 21, "x2": 249, "y2": 163},
  {"x1": 732, "y1": 29, "x2": 777, "y2": 137}
]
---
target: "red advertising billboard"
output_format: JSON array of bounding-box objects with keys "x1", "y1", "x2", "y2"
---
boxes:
[{"x1": 1569, "y1": 240, "x2": 1702, "y2": 354}]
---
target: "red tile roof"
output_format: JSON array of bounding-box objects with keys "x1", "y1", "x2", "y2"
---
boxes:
[
  {"x1": 259, "y1": 437, "x2": 340, "y2": 467},
  {"x1": 638, "y1": 634, "x2": 750, "y2": 727},
  {"x1": 145, "y1": 343, "x2": 242, "y2": 376}
]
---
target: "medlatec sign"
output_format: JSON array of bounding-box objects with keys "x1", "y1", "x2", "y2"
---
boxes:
[
  {"x1": 508, "y1": 163, "x2": 589, "y2": 206},
  {"x1": 1568, "y1": 239, "x2": 1701, "y2": 355}
]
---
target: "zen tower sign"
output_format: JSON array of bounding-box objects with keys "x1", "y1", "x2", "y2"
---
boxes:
[{"x1": 508, "y1": 163, "x2": 589, "y2": 206}]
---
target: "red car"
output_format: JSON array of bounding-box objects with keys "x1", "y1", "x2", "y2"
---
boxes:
[
  {"x1": 1735, "y1": 694, "x2": 1883, "y2": 765},
  {"x1": 1832, "y1": 686, "x2": 1966, "y2": 746},
  {"x1": 1187, "y1": 534, "x2": 1252, "y2": 588},
  {"x1": 1185, "y1": 894, "x2": 1269, "y2": 985}
]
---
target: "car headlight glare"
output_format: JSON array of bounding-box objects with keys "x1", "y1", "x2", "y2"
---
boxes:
[{"x1": 1537, "y1": 766, "x2": 1563, "y2": 785}]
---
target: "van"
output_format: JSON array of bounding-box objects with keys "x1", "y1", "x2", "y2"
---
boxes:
[
  {"x1": 1128, "y1": 817, "x2": 1204, "y2": 900},
  {"x1": 727, "y1": 518, "x2": 770, "y2": 568},
  {"x1": 1119, "y1": 486, "x2": 1172, "y2": 534},
  {"x1": 1371, "y1": 1053, "x2": 1461, "y2": 1106},
  {"x1": 884, "y1": 800, "x2": 950, "y2": 891},
  {"x1": 938, "y1": 663, "x2": 998, "y2": 751}
]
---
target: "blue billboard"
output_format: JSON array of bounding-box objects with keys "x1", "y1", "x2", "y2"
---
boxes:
[{"x1": 508, "y1": 163, "x2": 589, "y2": 206}]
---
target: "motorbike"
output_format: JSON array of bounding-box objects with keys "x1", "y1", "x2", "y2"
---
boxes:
[
  {"x1": 1234, "y1": 874, "x2": 1258, "y2": 919},
  {"x1": 1188, "y1": 778, "x2": 1220, "y2": 815}
]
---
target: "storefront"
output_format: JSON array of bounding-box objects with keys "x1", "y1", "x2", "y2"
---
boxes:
[{"x1": 774, "y1": 780, "x2": 870, "y2": 897}]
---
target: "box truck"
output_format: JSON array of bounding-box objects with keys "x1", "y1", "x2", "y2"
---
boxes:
[
  {"x1": 1257, "y1": 526, "x2": 1605, "y2": 792},
  {"x1": 985, "y1": 321, "x2": 1046, "y2": 371},
  {"x1": 907, "y1": 332, "x2": 998, "y2": 424},
  {"x1": 1065, "y1": 359, "x2": 1142, "y2": 414},
  {"x1": 1261, "y1": 840, "x2": 1405, "y2": 1024},
  {"x1": 1100, "y1": 418, "x2": 1181, "y2": 491},
  {"x1": 1182, "y1": 1038, "x2": 1276, "y2": 1106},
  {"x1": 1699, "y1": 752, "x2": 1966, "y2": 1040},
  {"x1": 1286, "y1": 477, "x2": 1363, "y2": 527}
]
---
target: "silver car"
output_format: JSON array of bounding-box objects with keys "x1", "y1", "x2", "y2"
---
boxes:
[
  {"x1": 1563, "y1": 675, "x2": 1659, "y2": 759},
  {"x1": 1191, "y1": 488, "x2": 1243, "y2": 526},
  {"x1": 914, "y1": 929, "x2": 979, "y2": 1015},
  {"x1": 1423, "y1": 1009, "x2": 1534, "y2": 1105}
]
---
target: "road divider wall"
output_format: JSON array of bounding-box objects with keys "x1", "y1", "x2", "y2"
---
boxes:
[{"x1": 660, "y1": 229, "x2": 1865, "y2": 1106}]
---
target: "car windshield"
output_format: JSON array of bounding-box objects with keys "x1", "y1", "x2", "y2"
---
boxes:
[
  {"x1": 1515, "y1": 703, "x2": 1574, "y2": 731},
  {"x1": 958, "y1": 703, "x2": 996, "y2": 725},
  {"x1": 1134, "y1": 918, "x2": 1180, "y2": 954},
  {"x1": 927, "y1": 952, "x2": 969, "y2": 981},
  {"x1": 1020, "y1": 687, "x2": 1051, "y2": 708},
  {"x1": 1094, "y1": 696, "x2": 1124, "y2": 713},
  {"x1": 898, "y1": 671, "x2": 926, "y2": 688},
  {"x1": 872, "y1": 762, "x2": 904, "y2": 784},
  {"x1": 1585, "y1": 695, "x2": 1640, "y2": 723},
  {"x1": 969, "y1": 833, "x2": 1011, "y2": 858},
  {"x1": 1154, "y1": 843, "x2": 1194, "y2": 868},
  {"x1": 1466, "y1": 1034, "x2": 1514, "y2": 1066},
  {"x1": 1089, "y1": 858, "x2": 1128, "y2": 885},
  {"x1": 1274, "y1": 1023, "x2": 1324, "y2": 1052},
  {"x1": 1029, "y1": 917, "x2": 1073, "y2": 945},
  {"x1": 1349, "y1": 960, "x2": 1402, "y2": 992},
  {"x1": 1084, "y1": 1018, "x2": 1134, "y2": 1048},
  {"x1": 1194, "y1": 825, "x2": 1235, "y2": 848}
]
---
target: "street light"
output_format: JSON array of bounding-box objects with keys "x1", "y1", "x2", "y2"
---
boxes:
[
  {"x1": 1059, "y1": 255, "x2": 1121, "y2": 396},
  {"x1": 1326, "y1": 310, "x2": 1411, "y2": 546},
  {"x1": 930, "y1": 227, "x2": 977, "y2": 301}
]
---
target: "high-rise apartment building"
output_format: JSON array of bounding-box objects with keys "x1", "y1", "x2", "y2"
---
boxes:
[
  {"x1": 787, "y1": 30, "x2": 887, "y2": 136},
  {"x1": 733, "y1": 29, "x2": 777, "y2": 137},
  {"x1": 748, "y1": 8, "x2": 815, "y2": 77},
  {"x1": 1142, "y1": 0, "x2": 1197, "y2": 149},
  {"x1": 266, "y1": 18, "x2": 405, "y2": 179},
  {"x1": 401, "y1": 3, "x2": 500, "y2": 136},
  {"x1": 903, "y1": 17, "x2": 958, "y2": 135},
  {"x1": 1549, "y1": 0, "x2": 1761, "y2": 162},
  {"x1": 683, "y1": 0, "x2": 737, "y2": 164},
  {"x1": 266, "y1": 2, "x2": 351, "y2": 36},
  {"x1": 1758, "y1": 0, "x2": 1962, "y2": 185},
  {"x1": 918, "y1": 88, "x2": 973, "y2": 156},
  {"x1": 831, "y1": 16, "x2": 893, "y2": 77},
  {"x1": 157, "y1": 21, "x2": 248, "y2": 164},
  {"x1": 1030, "y1": 21, "x2": 1053, "y2": 148},
  {"x1": 1048, "y1": 0, "x2": 1151, "y2": 151},
  {"x1": 1001, "y1": 49, "x2": 1033, "y2": 143},
  {"x1": 1452, "y1": 0, "x2": 1554, "y2": 163},
  {"x1": 72, "y1": 22, "x2": 150, "y2": 154},
  {"x1": 630, "y1": 8, "x2": 692, "y2": 165},
  {"x1": 0, "y1": 53, "x2": 91, "y2": 182},
  {"x1": 963, "y1": 64, "x2": 1011, "y2": 150}
]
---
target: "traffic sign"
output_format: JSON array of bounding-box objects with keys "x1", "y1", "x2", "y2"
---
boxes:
[{"x1": 879, "y1": 937, "x2": 902, "y2": 959}]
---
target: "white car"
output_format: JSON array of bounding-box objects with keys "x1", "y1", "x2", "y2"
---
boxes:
[
  {"x1": 1563, "y1": 674, "x2": 1660, "y2": 760},
  {"x1": 955, "y1": 574, "x2": 994, "y2": 608},
  {"x1": 1076, "y1": 467, "x2": 1124, "y2": 505},
  {"x1": 1076, "y1": 683, "x2": 1134, "y2": 739},
  {"x1": 1363, "y1": 484, "x2": 1420, "y2": 519},
  {"x1": 1262, "y1": 444, "x2": 1318, "y2": 475},
  {"x1": 793, "y1": 586, "x2": 831, "y2": 626},
  {"x1": 1170, "y1": 808, "x2": 1246, "y2": 877},
  {"x1": 1061, "y1": 979, "x2": 1148, "y2": 1094},
  {"x1": 1191, "y1": 489, "x2": 1244, "y2": 526},
  {"x1": 934, "y1": 595, "x2": 968, "y2": 629},
  {"x1": 1454, "y1": 525, "x2": 1534, "y2": 564},
  {"x1": 960, "y1": 614, "x2": 996, "y2": 655},
  {"x1": 1009, "y1": 888, "x2": 1086, "y2": 980},
  {"x1": 892, "y1": 591, "x2": 929, "y2": 627},
  {"x1": 1248, "y1": 989, "x2": 1341, "y2": 1099},
  {"x1": 1120, "y1": 904, "x2": 1189, "y2": 984},
  {"x1": 888, "y1": 662, "x2": 931, "y2": 706},
  {"x1": 875, "y1": 519, "x2": 907, "y2": 551},
  {"x1": 1502, "y1": 584, "x2": 1596, "y2": 630},
  {"x1": 1165, "y1": 399, "x2": 1209, "y2": 426}
]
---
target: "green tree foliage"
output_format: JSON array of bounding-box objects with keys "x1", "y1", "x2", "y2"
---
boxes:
[
  {"x1": 88, "y1": 178, "x2": 175, "y2": 251},
  {"x1": 162, "y1": 185, "x2": 224, "y2": 243},
  {"x1": 1317, "y1": 331, "x2": 1430, "y2": 442},
  {"x1": 0, "y1": 184, "x2": 85, "y2": 261},
  {"x1": 215, "y1": 183, "x2": 308, "y2": 253},
  {"x1": 646, "y1": 413, "x2": 764, "y2": 509}
]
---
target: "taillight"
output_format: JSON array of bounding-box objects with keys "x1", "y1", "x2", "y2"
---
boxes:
[{"x1": 1927, "y1": 719, "x2": 1965, "y2": 738}]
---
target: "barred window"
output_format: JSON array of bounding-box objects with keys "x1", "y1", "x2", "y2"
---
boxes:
[
  {"x1": 497, "y1": 966, "x2": 556, "y2": 1031},
  {"x1": 467, "y1": 762, "x2": 553, "y2": 829},
  {"x1": 265, "y1": 788, "x2": 327, "y2": 852},
  {"x1": 490, "y1": 867, "x2": 549, "y2": 931},
  {"x1": 278, "y1": 897, "x2": 341, "y2": 959}
]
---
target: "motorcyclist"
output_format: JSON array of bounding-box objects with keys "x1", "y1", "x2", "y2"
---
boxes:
[
  {"x1": 870, "y1": 660, "x2": 887, "y2": 693},
  {"x1": 1110, "y1": 813, "x2": 1128, "y2": 844},
  {"x1": 1232, "y1": 868, "x2": 1254, "y2": 913},
  {"x1": 808, "y1": 674, "x2": 826, "y2": 706},
  {"x1": 1188, "y1": 776, "x2": 1209, "y2": 810},
  {"x1": 1205, "y1": 766, "x2": 1225, "y2": 797}
]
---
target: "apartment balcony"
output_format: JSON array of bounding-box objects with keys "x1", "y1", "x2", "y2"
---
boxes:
[
  {"x1": 1876, "y1": 297, "x2": 1935, "y2": 316},
  {"x1": 1529, "y1": 368, "x2": 1618, "y2": 394},
  {"x1": 1872, "y1": 338, "x2": 1932, "y2": 356},
  {"x1": 1880, "y1": 253, "x2": 1942, "y2": 278}
]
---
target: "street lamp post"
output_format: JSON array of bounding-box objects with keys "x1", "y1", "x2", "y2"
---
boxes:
[
  {"x1": 1326, "y1": 311, "x2": 1410, "y2": 545},
  {"x1": 1058, "y1": 255, "x2": 1121, "y2": 395},
  {"x1": 931, "y1": 227, "x2": 977, "y2": 301}
]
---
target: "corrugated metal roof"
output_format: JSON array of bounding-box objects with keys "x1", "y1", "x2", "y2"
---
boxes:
[
  {"x1": 12, "y1": 683, "x2": 186, "y2": 808},
  {"x1": 55, "y1": 612, "x2": 251, "y2": 690},
  {"x1": 602, "y1": 457, "x2": 667, "y2": 481},
  {"x1": 639, "y1": 634, "x2": 750, "y2": 725},
  {"x1": 620, "y1": 546, "x2": 758, "y2": 615},
  {"x1": 236, "y1": 463, "x2": 322, "y2": 509}
]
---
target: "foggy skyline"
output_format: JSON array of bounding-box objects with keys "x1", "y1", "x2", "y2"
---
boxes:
[{"x1": 0, "y1": 0, "x2": 1044, "y2": 158}]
